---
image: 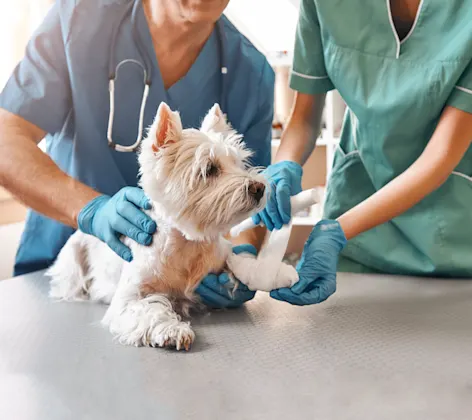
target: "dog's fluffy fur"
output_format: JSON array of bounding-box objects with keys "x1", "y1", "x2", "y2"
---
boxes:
[{"x1": 47, "y1": 103, "x2": 266, "y2": 351}]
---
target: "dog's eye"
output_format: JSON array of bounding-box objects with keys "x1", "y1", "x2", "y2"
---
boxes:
[{"x1": 205, "y1": 162, "x2": 220, "y2": 177}]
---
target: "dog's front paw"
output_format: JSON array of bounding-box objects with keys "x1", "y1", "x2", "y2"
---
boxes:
[
  {"x1": 104, "y1": 296, "x2": 195, "y2": 351},
  {"x1": 150, "y1": 321, "x2": 195, "y2": 351},
  {"x1": 274, "y1": 262, "x2": 299, "y2": 289},
  {"x1": 226, "y1": 253, "x2": 258, "y2": 289}
]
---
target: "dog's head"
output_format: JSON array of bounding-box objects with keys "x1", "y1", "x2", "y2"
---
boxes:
[{"x1": 138, "y1": 102, "x2": 266, "y2": 240}]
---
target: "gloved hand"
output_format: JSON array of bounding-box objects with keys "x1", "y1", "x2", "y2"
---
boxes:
[
  {"x1": 271, "y1": 220, "x2": 347, "y2": 305},
  {"x1": 78, "y1": 187, "x2": 157, "y2": 262},
  {"x1": 252, "y1": 161, "x2": 303, "y2": 231},
  {"x1": 196, "y1": 244, "x2": 257, "y2": 309}
]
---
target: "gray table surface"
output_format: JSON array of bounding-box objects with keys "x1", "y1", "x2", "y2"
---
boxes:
[{"x1": 0, "y1": 270, "x2": 471, "y2": 420}]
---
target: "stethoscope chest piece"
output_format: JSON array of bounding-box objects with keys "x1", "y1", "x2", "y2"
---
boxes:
[{"x1": 107, "y1": 59, "x2": 151, "y2": 153}]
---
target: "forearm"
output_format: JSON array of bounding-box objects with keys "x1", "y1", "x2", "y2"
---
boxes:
[
  {"x1": 275, "y1": 92, "x2": 326, "y2": 166},
  {"x1": 275, "y1": 120, "x2": 317, "y2": 165},
  {"x1": 338, "y1": 154, "x2": 451, "y2": 240},
  {"x1": 0, "y1": 111, "x2": 100, "y2": 228},
  {"x1": 338, "y1": 106, "x2": 472, "y2": 240}
]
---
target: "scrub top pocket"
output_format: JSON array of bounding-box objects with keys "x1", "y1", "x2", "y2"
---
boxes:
[
  {"x1": 324, "y1": 144, "x2": 441, "y2": 276},
  {"x1": 427, "y1": 170, "x2": 472, "y2": 276},
  {"x1": 324, "y1": 147, "x2": 372, "y2": 220},
  {"x1": 324, "y1": 146, "x2": 472, "y2": 277}
]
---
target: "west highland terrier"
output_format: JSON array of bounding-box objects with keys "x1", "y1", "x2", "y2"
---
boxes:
[{"x1": 47, "y1": 102, "x2": 272, "y2": 351}]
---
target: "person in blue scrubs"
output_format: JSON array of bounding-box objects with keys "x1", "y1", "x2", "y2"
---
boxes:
[{"x1": 0, "y1": 0, "x2": 274, "y2": 309}]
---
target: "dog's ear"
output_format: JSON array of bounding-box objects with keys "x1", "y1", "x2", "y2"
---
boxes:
[
  {"x1": 151, "y1": 102, "x2": 182, "y2": 152},
  {"x1": 200, "y1": 103, "x2": 232, "y2": 134}
]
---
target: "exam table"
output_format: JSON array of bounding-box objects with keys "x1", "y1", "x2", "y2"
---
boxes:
[{"x1": 0, "y1": 270, "x2": 471, "y2": 419}]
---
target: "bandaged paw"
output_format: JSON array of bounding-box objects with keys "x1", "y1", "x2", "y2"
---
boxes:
[{"x1": 227, "y1": 253, "x2": 299, "y2": 292}]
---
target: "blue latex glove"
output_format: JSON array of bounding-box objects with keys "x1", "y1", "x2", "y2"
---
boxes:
[
  {"x1": 196, "y1": 244, "x2": 257, "y2": 309},
  {"x1": 271, "y1": 220, "x2": 347, "y2": 305},
  {"x1": 252, "y1": 161, "x2": 303, "y2": 231},
  {"x1": 78, "y1": 187, "x2": 157, "y2": 262}
]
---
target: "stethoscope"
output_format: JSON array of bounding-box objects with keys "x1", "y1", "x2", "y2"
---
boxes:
[{"x1": 107, "y1": 0, "x2": 229, "y2": 153}]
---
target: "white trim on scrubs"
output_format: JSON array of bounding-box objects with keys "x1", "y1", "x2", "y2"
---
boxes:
[
  {"x1": 448, "y1": 61, "x2": 472, "y2": 114},
  {"x1": 289, "y1": 0, "x2": 334, "y2": 94}
]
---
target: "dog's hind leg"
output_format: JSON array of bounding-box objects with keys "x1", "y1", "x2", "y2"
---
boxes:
[
  {"x1": 47, "y1": 232, "x2": 91, "y2": 301},
  {"x1": 102, "y1": 265, "x2": 195, "y2": 350}
]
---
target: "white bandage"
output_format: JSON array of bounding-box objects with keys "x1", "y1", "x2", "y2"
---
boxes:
[{"x1": 228, "y1": 189, "x2": 319, "y2": 292}]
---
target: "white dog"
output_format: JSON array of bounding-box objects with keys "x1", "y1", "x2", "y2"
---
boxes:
[{"x1": 47, "y1": 102, "x2": 296, "y2": 351}]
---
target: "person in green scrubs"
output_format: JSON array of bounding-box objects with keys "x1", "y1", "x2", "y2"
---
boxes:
[{"x1": 253, "y1": 0, "x2": 472, "y2": 306}]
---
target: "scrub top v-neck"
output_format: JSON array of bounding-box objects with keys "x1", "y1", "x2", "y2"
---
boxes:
[
  {"x1": 0, "y1": 0, "x2": 275, "y2": 276},
  {"x1": 291, "y1": 0, "x2": 472, "y2": 277},
  {"x1": 134, "y1": 3, "x2": 220, "y2": 112},
  {"x1": 388, "y1": 0, "x2": 421, "y2": 41}
]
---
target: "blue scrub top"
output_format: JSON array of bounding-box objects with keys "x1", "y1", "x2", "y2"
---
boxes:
[{"x1": 0, "y1": 0, "x2": 275, "y2": 276}]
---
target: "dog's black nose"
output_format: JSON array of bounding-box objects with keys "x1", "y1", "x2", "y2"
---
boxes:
[{"x1": 248, "y1": 182, "x2": 265, "y2": 202}]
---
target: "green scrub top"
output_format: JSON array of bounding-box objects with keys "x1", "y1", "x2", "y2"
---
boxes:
[{"x1": 290, "y1": 0, "x2": 472, "y2": 277}]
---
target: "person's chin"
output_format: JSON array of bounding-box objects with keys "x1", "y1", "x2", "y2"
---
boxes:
[
  {"x1": 185, "y1": 10, "x2": 222, "y2": 23},
  {"x1": 182, "y1": 1, "x2": 229, "y2": 23}
]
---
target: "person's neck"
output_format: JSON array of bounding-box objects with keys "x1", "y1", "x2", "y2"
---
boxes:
[{"x1": 144, "y1": 0, "x2": 215, "y2": 53}]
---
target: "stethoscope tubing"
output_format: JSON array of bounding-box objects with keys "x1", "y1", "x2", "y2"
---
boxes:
[{"x1": 107, "y1": 0, "x2": 228, "y2": 153}]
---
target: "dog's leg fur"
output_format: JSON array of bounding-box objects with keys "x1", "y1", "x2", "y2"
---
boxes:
[
  {"x1": 48, "y1": 231, "x2": 124, "y2": 305},
  {"x1": 101, "y1": 263, "x2": 195, "y2": 350},
  {"x1": 48, "y1": 232, "x2": 91, "y2": 301}
]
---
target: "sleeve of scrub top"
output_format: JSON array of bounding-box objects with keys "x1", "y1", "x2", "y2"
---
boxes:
[
  {"x1": 243, "y1": 61, "x2": 275, "y2": 168},
  {"x1": 0, "y1": 1, "x2": 72, "y2": 134},
  {"x1": 289, "y1": 0, "x2": 334, "y2": 94},
  {"x1": 446, "y1": 60, "x2": 472, "y2": 114}
]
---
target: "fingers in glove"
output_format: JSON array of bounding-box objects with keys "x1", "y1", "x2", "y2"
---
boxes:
[
  {"x1": 252, "y1": 213, "x2": 262, "y2": 227},
  {"x1": 196, "y1": 274, "x2": 254, "y2": 308},
  {"x1": 217, "y1": 272, "x2": 251, "y2": 292},
  {"x1": 116, "y1": 200, "x2": 157, "y2": 235},
  {"x1": 259, "y1": 209, "x2": 275, "y2": 231},
  {"x1": 304, "y1": 276, "x2": 336, "y2": 303},
  {"x1": 276, "y1": 181, "x2": 293, "y2": 225},
  {"x1": 107, "y1": 236, "x2": 133, "y2": 262},
  {"x1": 202, "y1": 273, "x2": 250, "y2": 294},
  {"x1": 122, "y1": 187, "x2": 152, "y2": 210},
  {"x1": 265, "y1": 183, "x2": 284, "y2": 230},
  {"x1": 195, "y1": 283, "x2": 231, "y2": 308},
  {"x1": 270, "y1": 276, "x2": 336, "y2": 305},
  {"x1": 291, "y1": 274, "x2": 310, "y2": 294},
  {"x1": 111, "y1": 216, "x2": 152, "y2": 246},
  {"x1": 270, "y1": 288, "x2": 306, "y2": 306}
]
